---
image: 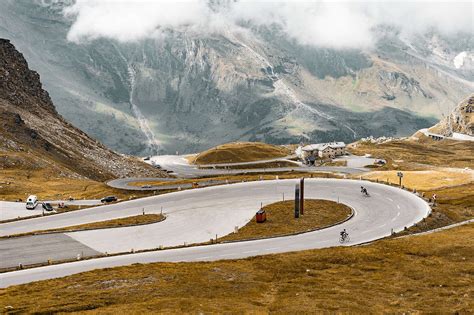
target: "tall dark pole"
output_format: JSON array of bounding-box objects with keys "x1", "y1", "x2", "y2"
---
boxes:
[
  {"x1": 294, "y1": 183, "x2": 300, "y2": 218},
  {"x1": 299, "y1": 178, "x2": 305, "y2": 215}
]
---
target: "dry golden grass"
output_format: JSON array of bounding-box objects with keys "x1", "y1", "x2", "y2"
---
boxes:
[
  {"x1": 190, "y1": 142, "x2": 292, "y2": 165},
  {"x1": 398, "y1": 183, "x2": 474, "y2": 235},
  {"x1": 199, "y1": 160, "x2": 299, "y2": 170},
  {"x1": 0, "y1": 149, "x2": 165, "y2": 202},
  {"x1": 349, "y1": 138, "x2": 474, "y2": 170},
  {"x1": 1, "y1": 223, "x2": 472, "y2": 313},
  {"x1": 4, "y1": 214, "x2": 164, "y2": 238},
  {"x1": 220, "y1": 199, "x2": 352, "y2": 242},
  {"x1": 0, "y1": 168, "x2": 155, "y2": 202},
  {"x1": 361, "y1": 168, "x2": 473, "y2": 190}
]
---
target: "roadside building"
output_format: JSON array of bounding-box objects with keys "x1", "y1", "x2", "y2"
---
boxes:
[
  {"x1": 301, "y1": 144, "x2": 321, "y2": 161},
  {"x1": 317, "y1": 142, "x2": 346, "y2": 159},
  {"x1": 300, "y1": 142, "x2": 346, "y2": 162}
]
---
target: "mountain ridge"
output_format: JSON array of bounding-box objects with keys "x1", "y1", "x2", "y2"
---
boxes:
[
  {"x1": 0, "y1": 38, "x2": 166, "y2": 181},
  {"x1": 0, "y1": 1, "x2": 470, "y2": 155}
]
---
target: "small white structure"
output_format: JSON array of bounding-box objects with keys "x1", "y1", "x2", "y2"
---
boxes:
[
  {"x1": 26, "y1": 195, "x2": 38, "y2": 210},
  {"x1": 300, "y1": 142, "x2": 346, "y2": 162}
]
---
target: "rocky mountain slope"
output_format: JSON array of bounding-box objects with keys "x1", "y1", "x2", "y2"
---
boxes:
[
  {"x1": 427, "y1": 94, "x2": 474, "y2": 137},
  {"x1": 0, "y1": 38, "x2": 165, "y2": 181},
  {"x1": 0, "y1": 1, "x2": 471, "y2": 155}
]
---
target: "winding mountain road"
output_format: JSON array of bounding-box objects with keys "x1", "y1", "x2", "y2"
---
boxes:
[
  {"x1": 0, "y1": 179, "x2": 430, "y2": 288},
  {"x1": 106, "y1": 154, "x2": 371, "y2": 191}
]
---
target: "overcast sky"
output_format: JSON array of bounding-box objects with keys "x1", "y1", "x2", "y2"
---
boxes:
[{"x1": 63, "y1": 0, "x2": 473, "y2": 49}]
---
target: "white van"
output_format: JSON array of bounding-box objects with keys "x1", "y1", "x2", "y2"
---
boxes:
[{"x1": 26, "y1": 195, "x2": 38, "y2": 210}]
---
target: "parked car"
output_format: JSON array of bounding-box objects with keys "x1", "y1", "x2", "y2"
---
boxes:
[
  {"x1": 144, "y1": 156, "x2": 151, "y2": 161},
  {"x1": 141, "y1": 185, "x2": 152, "y2": 188},
  {"x1": 42, "y1": 202, "x2": 54, "y2": 212},
  {"x1": 101, "y1": 196, "x2": 117, "y2": 203},
  {"x1": 26, "y1": 195, "x2": 38, "y2": 210}
]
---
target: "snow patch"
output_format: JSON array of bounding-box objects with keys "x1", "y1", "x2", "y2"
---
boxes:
[{"x1": 453, "y1": 51, "x2": 467, "y2": 69}]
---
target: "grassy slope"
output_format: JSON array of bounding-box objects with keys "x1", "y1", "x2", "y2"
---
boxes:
[
  {"x1": 362, "y1": 169, "x2": 472, "y2": 190},
  {"x1": 1, "y1": 139, "x2": 472, "y2": 312},
  {"x1": 1, "y1": 224, "x2": 472, "y2": 313},
  {"x1": 349, "y1": 138, "x2": 474, "y2": 169},
  {"x1": 191, "y1": 142, "x2": 292, "y2": 165},
  {"x1": 0, "y1": 152, "x2": 157, "y2": 202},
  {"x1": 5, "y1": 214, "x2": 164, "y2": 238},
  {"x1": 220, "y1": 199, "x2": 352, "y2": 242},
  {"x1": 199, "y1": 160, "x2": 298, "y2": 170},
  {"x1": 348, "y1": 138, "x2": 473, "y2": 234},
  {"x1": 398, "y1": 183, "x2": 474, "y2": 235}
]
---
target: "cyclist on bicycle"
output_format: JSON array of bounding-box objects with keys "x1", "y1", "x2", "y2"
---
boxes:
[
  {"x1": 340, "y1": 229, "x2": 349, "y2": 243},
  {"x1": 340, "y1": 229, "x2": 348, "y2": 238}
]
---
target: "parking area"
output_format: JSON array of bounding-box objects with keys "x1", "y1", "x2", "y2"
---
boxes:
[{"x1": 0, "y1": 201, "x2": 44, "y2": 221}]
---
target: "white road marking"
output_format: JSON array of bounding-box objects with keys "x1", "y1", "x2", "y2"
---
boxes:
[
  {"x1": 218, "y1": 253, "x2": 234, "y2": 257},
  {"x1": 396, "y1": 204, "x2": 401, "y2": 209},
  {"x1": 243, "y1": 250, "x2": 257, "y2": 254},
  {"x1": 387, "y1": 197, "x2": 393, "y2": 202}
]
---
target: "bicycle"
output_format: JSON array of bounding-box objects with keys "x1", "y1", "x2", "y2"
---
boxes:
[{"x1": 339, "y1": 233, "x2": 350, "y2": 243}]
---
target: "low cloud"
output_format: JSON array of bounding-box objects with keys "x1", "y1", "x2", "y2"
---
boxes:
[{"x1": 63, "y1": 0, "x2": 473, "y2": 49}]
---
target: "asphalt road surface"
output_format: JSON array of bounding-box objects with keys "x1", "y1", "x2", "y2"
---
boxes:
[
  {"x1": 0, "y1": 179, "x2": 430, "y2": 288},
  {"x1": 0, "y1": 200, "x2": 102, "y2": 221}
]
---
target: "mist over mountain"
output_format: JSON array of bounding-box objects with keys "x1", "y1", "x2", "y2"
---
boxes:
[{"x1": 0, "y1": 0, "x2": 472, "y2": 155}]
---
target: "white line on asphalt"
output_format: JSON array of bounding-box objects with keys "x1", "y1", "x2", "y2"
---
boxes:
[
  {"x1": 218, "y1": 253, "x2": 234, "y2": 257},
  {"x1": 396, "y1": 204, "x2": 400, "y2": 209},
  {"x1": 387, "y1": 197, "x2": 394, "y2": 202}
]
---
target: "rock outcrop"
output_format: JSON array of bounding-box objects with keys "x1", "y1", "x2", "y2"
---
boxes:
[
  {"x1": 428, "y1": 94, "x2": 474, "y2": 137},
  {"x1": 0, "y1": 39, "x2": 166, "y2": 181}
]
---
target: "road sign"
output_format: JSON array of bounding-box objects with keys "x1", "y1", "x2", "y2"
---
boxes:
[{"x1": 397, "y1": 171, "x2": 404, "y2": 187}]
